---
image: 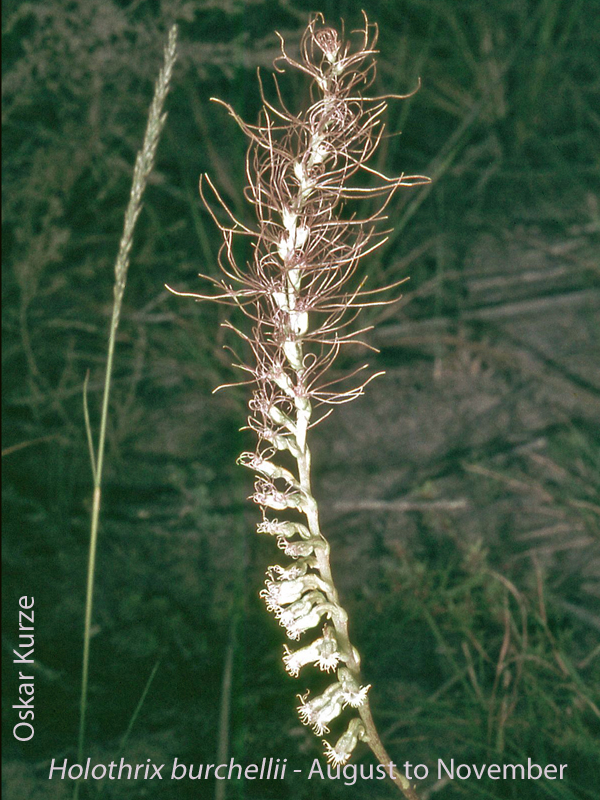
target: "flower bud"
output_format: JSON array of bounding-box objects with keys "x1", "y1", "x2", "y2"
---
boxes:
[
  {"x1": 265, "y1": 431, "x2": 302, "y2": 457},
  {"x1": 277, "y1": 224, "x2": 309, "y2": 263},
  {"x1": 289, "y1": 308, "x2": 309, "y2": 336},
  {"x1": 283, "y1": 338, "x2": 303, "y2": 369},
  {"x1": 277, "y1": 592, "x2": 332, "y2": 639},
  {"x1": 281, "y1": 207, "x2": 298, "y2": 231}
]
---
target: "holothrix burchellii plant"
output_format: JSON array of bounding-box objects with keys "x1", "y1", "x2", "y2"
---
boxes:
[{"x1": 171, "y1": 13, "x2": 429, "y2": 798}]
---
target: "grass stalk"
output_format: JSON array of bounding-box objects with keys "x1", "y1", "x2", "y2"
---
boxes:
[
  {"x1": 74, "y1": 25, "x2": 178, "y2": 799},
  {"x1": 117, "y1": 660, "x2": 162, "y2": 754}
]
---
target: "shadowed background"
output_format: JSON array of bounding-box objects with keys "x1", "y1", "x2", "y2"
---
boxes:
[{"x1": 3, "y1": 0, "x2": 599, "y2": 798}]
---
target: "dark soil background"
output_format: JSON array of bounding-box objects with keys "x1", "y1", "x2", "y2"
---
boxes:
[{"x1": 3, "y1": 1, "x2": 599, "y2": 799}]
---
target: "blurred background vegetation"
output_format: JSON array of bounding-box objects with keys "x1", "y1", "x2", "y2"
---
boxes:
[{"x1": 2, "y1": 0, "x2": 599, "y2": 798}]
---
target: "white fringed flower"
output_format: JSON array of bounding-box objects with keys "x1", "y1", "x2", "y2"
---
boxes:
[
  {"x1": 343, "y1": 683, "x2": 371, "y2": 708},
  {"x1": 282, "y1": 643, "x2": 314, "y2": 677},
  {"x1": 285, "y1": 607, "x2": 322, "y2": 639},
  {"x1": 239, "y1": 452, "x2": 299, "y2": 486},
  {"x1": 275, "y1": 592, "x2": 332, "y2": 640},
  {"x1": 260, "y1": 576, "x2": 305, "y2": 607},
  {"x1": 282, "y1": 625, "x2": 341, "y2": 676},
  {"x1": 268, "y1": 561, "x2": 308, "y2": 581},
  {"x1": 275, "y1": 594, "x2": 312, "y2": 623},
  {"x1": 256, "y1": 518, "x2": 283, "y2": 536},
  {"x1": 261, "y1": 574, "x2": 330, "y2": 610},
  {"x1": 339, "y1": 667, "x2": 371, "y2": 708},
  {"x1": 256, "y1": 519, "x2": 311, "y2": 540},
  {"x1": 253, "y1": 478, "x2": 306, "y2": 511},
  {"x1": 315, "y1": 625, "x2": 341, "y2": 672},
  {"x1": 322, "y1": 718, "x2": 365, "y2": 767},
  {"x1": 284, "y1": 605, "x2": 330, "y2": 640},
  {"x1": 297, "y1": 683, "x2": 345, "y2": 735},
  {"x1": 277, "y1": 538, "x2": 314, "y2": 558},
  {"x1": 277, "y1": 521, "x2": 312, "y2": 539}
]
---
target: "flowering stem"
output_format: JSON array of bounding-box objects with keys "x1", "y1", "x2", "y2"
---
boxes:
[
  {"x1": 359, "y1": 703, "x2": 420, "y2": 799},
  {"x1": 269, "y1": 253, "x2": 419, "y2": 799},
  {"x1": 285, "y1": 335, "x2": 419, "y2": 800},
  {"x1": 175, "y1": 13, "x2": 428, "y2": 798}
]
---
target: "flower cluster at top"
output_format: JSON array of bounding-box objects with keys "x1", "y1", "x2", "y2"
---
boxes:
[{"x1": 181, "y1": 12, "x2": 428, "y2": 769}]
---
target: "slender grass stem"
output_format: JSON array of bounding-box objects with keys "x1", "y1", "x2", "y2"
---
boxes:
[
  {"x1": 215, "y1": 636, "x2": 235, "y2": 800},
  {"x1": 74, "y1": 26, "x2": 177, "y2": 800},
  {"x1": 118, "y1": 660, "x2": 162, "y2": 754}
]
